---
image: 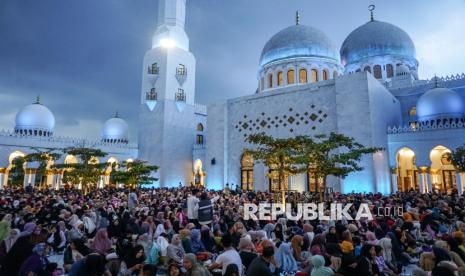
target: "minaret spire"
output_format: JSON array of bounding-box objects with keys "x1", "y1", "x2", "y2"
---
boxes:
[
  {"x1": 433, "y1": 74, "x2": 439, "y2": 88},
  {"x1": 295, "y1": 10, "x2": 300, "y2": 25},
  {"x1": 157, "y1": 0, "x2": 187, "y2": 29},
  {"x1": 368, "y1": 5, "x2": 375, "y2": 21}
]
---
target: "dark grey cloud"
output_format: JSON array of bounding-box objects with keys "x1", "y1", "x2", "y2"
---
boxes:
[{"x1": 0, "y1": 0, "x2": 463, "y2": 140}]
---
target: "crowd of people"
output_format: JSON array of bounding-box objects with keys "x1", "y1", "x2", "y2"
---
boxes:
[{"x1": 0, "y1": 185, "x2": 465, "y2": 276}]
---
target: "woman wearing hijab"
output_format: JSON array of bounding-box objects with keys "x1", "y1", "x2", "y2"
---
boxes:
[
  {"x1": 291, "y1": 235, "x2": 304, "y2": 261},
  {"x1": 47, "y1": 224, "x2": 67, "y2": 253},
  {"x1": 119, "y1": 244, "x2": 146, "y2": 276},
  {"x1": 378, "y1": 237, "x2": 397, "y2": 272},
  {"x1": 91, "y1": 228, "x2": 112, "y2": 255},
  {"x1": 183, "y1": 253, "x2": 211, "y2": 276},
  {"x1": 0, "y1": 224, "x2": 46, "y2": 275},
  {"x1": 275, "y1": 243, "x2": 298, "y2": 274},
  {"x1": 190, "y1": 229, "x2": 206, "y2": 255},
  {"x1": 0, "y1": 215, "x2": 11, "y2": 242},
  {"x1": 18, "y1": 243, "x2": 50, "y2": 276},
  {"x1": 310, "y1": 255, "x2": 334, "y2": 276},
  {"x1": 167, "y1": 234, "x2": 186, "y2": 266},
  {"x1": 238, "y1": 237, "x2": 258, "y2": 271},
  {"x1": 200, "y1": 226, "x2": 216, "y2": 253},
  {"x1": 357, "y1": 244, "x2": 380, "y2": 276},
  {"x1": 0, "y1": 228, "x2": 19, "y2": 262}
]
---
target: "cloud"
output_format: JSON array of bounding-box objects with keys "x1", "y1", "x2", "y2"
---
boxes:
[{"x1": 414, "y1": 9, "x2": 465, "y2": 79}]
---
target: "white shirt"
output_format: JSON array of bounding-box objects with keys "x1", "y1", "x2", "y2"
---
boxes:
[
  {"x1": 215, "y1": 248, "x2": 243, "y2": 276},
  {"x1": 187, "y1": 195, "x2": 199, "y2": 219}
]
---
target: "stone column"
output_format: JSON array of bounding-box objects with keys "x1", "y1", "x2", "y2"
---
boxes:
[
  {"x1": 426, "y1": 172, "x2": 432, "y2": 193},
  {"x1": 390, "y1": 168, "x2": 398, "y2": 193},
  {"x1": 419, "y1": 172, "x2": 425, "y2": 193},
  {"x1": 23, "y1": 168, "x2": 37, "y2": 188},
  {"x1": 456, "y1": 172, "x2": 465, "y2": 195},
  {"x1": 99, "y1": 175, "x2": 105, "y2": 189}
]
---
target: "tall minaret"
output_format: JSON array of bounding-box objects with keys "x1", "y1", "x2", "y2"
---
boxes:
[{"x1": 138, "y1": 0, "x2": 197, "y2": 187}]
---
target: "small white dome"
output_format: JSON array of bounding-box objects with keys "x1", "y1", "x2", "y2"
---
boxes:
[
  {"x1": 101, "y1": 113, "x2": 129, "y2": 143},
  {"x1": 15, "y1": 99, "x2": 55, "y2": 136},
  {"x1": 417, "y1": 87, "x2": 465, "y2": 121}
]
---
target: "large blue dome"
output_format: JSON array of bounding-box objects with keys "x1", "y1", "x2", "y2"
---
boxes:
[
  {"x1": 340, "y1": 20, "x2": 416, "y2": 66},
  {"x1": 417, "y1": 87, "x2": 465, "y2": 121},
  {"x1": 259, "y1": 24, "x2": 339, "y2": 67}
]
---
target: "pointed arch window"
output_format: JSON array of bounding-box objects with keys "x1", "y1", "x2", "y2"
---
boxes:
[
  {"x1": 287, "y1": 69, "x2": 295, "y2": 84},
  {"x1": 277, "y1": 71, "x2": 284, "y2": 86},
  {"x1": 176, "y1": 64, "x2": 186, "y2": 75},
  {"x1": 197, "y1": 123, "x2": 204, "y2": 132},
  {"x1": 322, "y1": 70, "x2": 328, "y2": 81},
  {"x1": 148, "y1": 63, "x2": 159, "y2": 74},
  {"x1": 175, "y1": 88, "x2": 186, "y2": 102},
  {"x1": 373, "y1": 65, "x2": 382, "y2": 79},
  {"x1": 299, "y1": 69, "x2": 308, "y2": 84},
  {"x1": 146, "y1": 88, "x2": 157, "y2": 101},
  {"x1": 386, "y1": 64, "x2": 394, "y2": 78},
  {"x1": 311, "y1": 69, "x2": 318, "y2": 83},
  {"x1": 268, "y1": 74, "x2": 273, "y2": 88},
  {"x1": 241, "y1": 154, "x2": 254, "y2": 191}
]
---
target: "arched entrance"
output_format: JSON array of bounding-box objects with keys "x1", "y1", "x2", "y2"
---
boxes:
[
  {"x1": 240, "y1": 153, "x2": 254, "y2": 191},
  {"x1": 430, "y1": 145, "x2": 456, "y2": 193},
  {"x1": 6, "y1": 151, "x2": 26, "y2": 187},
  {"x1": 193, "y1": 159, "x2": 205, "y2": 187},
  {"x1": 62, "y1": 154, "x2": 78, "y2": 189},
  {"x1": 396, "y1": 147, "x2": 419, "y2": 191},
  {"x1": 106, "y1": 157, "x2": 119, "y2": 188}
]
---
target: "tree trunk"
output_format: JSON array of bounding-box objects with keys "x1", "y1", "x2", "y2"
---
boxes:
[{"x1": 322, "y1": 175, "x2": 327, "y2": 202}]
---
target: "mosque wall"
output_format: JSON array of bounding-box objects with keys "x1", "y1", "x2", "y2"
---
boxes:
[
  {"x1": 205, "y1": 101, "x2": 228, "y2": 190},
  {"x1": 333, "y1": 72, "x2": 400, "y2": 193},
  {"x1": 223, "y1": 80, "x2": 338, "y2": 191}
]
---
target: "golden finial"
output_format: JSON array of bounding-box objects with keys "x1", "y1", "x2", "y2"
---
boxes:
[
  {"x1": 114, "y1": 110, "x2": 119, "y2": 118},
  {"x1": 295, "y1": 10, "x2": 300, "y2": 25},
  {"x1": 35, "y1": 95, "x2": 41, "y2": 104},
  {"x1": 368, "y1": 5, "x2": 375, "y2": 21},
  {"x1": 434, "y1": 74, "x2": 439, "y2": 88}
]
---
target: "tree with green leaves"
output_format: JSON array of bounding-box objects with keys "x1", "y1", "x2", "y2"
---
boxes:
[
  {"x1": 448, "y1": 146, "x2": 465, "y2": 173},
  {"x1": 53, "y1": 147, "x2": 107, "y2": 193},
  {"x1": 22, "y1": 148, "x2": 61, "y2": 189},
  {"x1": 447, "y1": 146, "x2": 465, "y2": 193},
  {"x1": 9, "y1": 157, "x2": 25, "y2": 187},
  {"x1": 245, "y1": 133, "x2": 302, "y2": 199},
  {"x1": 295, "y1": 133, "x2": 382, "y2": 197},
  {"x1": 111, "y1": 160, "x2": 158, "y2": 189}
]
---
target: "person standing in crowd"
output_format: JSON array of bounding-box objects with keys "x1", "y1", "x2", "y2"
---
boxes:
[
  {"x1": 187, "y1": 189, "x2": 200, "y2": 226},
  {"x1": 198, "y1": 192, "x2": 219, "y2": 226}
]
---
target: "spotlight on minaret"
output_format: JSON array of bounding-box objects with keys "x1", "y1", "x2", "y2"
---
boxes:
[{"x1": 160, "y1": 38, "x2": 176, "y2": 48}]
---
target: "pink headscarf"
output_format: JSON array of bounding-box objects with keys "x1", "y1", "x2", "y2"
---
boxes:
[
  {"x1": 366, "y1": 231, "x2": 378, "y2": 245},
  {"x1": 91, "y1": 228, "x2": 112, "y2": 255}
]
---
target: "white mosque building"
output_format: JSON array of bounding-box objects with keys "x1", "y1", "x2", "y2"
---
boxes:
[{"x1": 1, "y1": 0, "x2": 465, "y2": 194}]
